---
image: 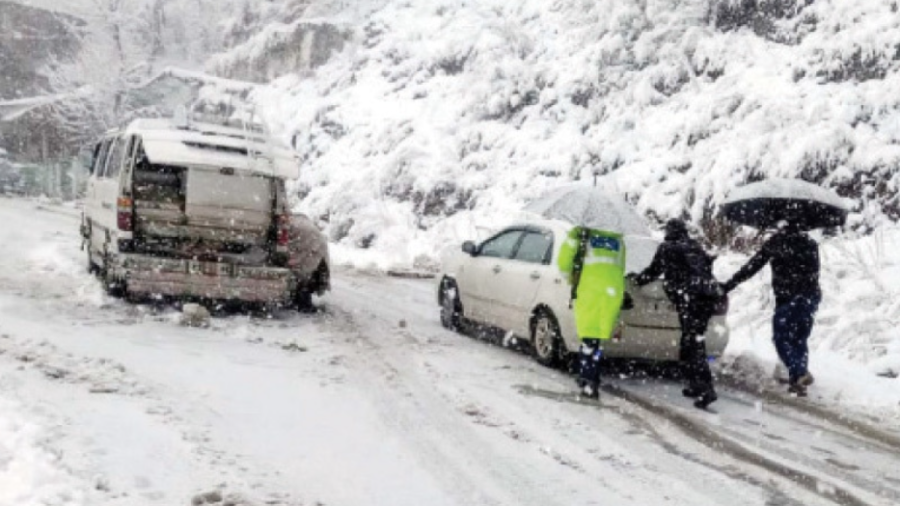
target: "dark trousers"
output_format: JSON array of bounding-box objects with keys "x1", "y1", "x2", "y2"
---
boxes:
[
  {"x1": 674, "y1": 295, "x2": 716, "y2": 391},
  {"x1": 578, "y1": 338, "x2": 603, "y2": 388},
  {"x1": 773, "y1": 295, "x2": 820, "y2": 383}
]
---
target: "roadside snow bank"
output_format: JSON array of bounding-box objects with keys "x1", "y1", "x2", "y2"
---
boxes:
[
  {"x1": 0, "y1": 397, "x2": 86, "y2": 506},
  {"x1": 718, "y1": 227, "x2": 900, "y2": 419}
]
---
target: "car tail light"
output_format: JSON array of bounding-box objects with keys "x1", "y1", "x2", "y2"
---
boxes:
[
  {"x1": 714, "y1": 294, "x2": 729, "y2": 316},
  {"x1": 276, "y1": 213, "x2": 290, "y2": 252},
  {"x1": 117, "y1": 196, "x2": 133, "y2": 231}
]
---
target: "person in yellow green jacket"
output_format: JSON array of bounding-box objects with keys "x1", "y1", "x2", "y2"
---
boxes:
[{"x1": 558, "y1": 226, "x2": 626, "y2": 399}]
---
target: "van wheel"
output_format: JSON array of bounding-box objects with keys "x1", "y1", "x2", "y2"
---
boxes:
[
  {"x1": 294, "y1": 289, "x2": 315, "y2": 313},
  {"x1": 100, "y1": 255, "x2": 126, "y2": 298},
  {"x1": 86, "y1": 248, "x2": 100, "y2": 276},
  {"x1": 103, "y1": 272, "x2": 127, "y2": 298},
  {"x1": 439, "y1": 278, "x2": 463, "y2": 332},
  {"x1": 531, "y1": 310, "x2": 561, "y2": 368}
]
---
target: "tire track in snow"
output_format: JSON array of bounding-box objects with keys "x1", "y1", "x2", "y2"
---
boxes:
[
  {"x1": 601, "y1": 383, "x2": 882, "y2": 506},
  {"x1": 327, "y1": 276, "x2": 812, "y2": 506},
  {"x1": 317, "y1": 303, "x2": 564, "y2": 506}
]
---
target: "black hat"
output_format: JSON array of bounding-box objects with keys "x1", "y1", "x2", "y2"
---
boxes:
[{"x1": 664, "y1": 219, "x2": 689, "y2": 240}]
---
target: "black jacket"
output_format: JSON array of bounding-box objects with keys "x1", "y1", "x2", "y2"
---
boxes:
[
  {"x1": 633, "y1": 228, "x2": 718, "y2": 302},
  {"x1": 723, "y1": 230, "x2": 820, "y2": 305}
]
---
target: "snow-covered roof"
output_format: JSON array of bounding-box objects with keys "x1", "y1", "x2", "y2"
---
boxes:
[{"x1": 123, "y1": 118, "x2": 299, "y2": 180}]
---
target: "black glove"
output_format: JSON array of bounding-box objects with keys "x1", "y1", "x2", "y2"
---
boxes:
[{"x1": 721, "y1": 280, "x2": 735, "y2": 294}]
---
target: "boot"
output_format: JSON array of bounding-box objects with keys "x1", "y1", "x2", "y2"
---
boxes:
[
  {"x1": 788, "y1": 381, "x2": 808, "y2": 397},
  {"x1": 798, "y1": 372, "x2": 815, "y2": 387},
  {"x1": 682, "y1": 385, "x2": 704, "y2": 398},
  {"x1": 580, "y1": 382, "x2": 600, "y2": 400},
  {"x1": 693, "y1": 388, "x2": 717, "y2": 410}
]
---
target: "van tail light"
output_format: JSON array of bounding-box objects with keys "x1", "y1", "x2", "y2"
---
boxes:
[
  {"x1": 276, "y1": 213, "x2": 290, "y2": 252},
  {"x1": 714, "y1": 294, "x2": 729, "y2": 316},
  {"x1": 117, "y1": 196, "x2": 133, "y2": 231}
]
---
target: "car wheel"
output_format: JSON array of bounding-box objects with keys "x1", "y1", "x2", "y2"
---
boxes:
[
  {"x1": 531, "y1": 310, "x2": 561, "y2": 367},
  {"x1": 440, "y1": 278, "x2": 463, "y2": 331}
]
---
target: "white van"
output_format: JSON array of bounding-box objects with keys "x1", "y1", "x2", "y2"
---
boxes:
[{"x1": 80, "y1": 116, "x2": 329, "y2": 307}]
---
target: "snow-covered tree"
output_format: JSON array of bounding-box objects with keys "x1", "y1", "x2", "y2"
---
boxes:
[{"x1": 41, "y1": 0, "x2": 237, "y2": 149}]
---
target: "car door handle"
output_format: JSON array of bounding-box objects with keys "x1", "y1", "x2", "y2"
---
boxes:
[
  {"x1": 101, "y1": 202, "x2": 113, "y2": 210},
  {"x1": 530, "y1": 272, "x2": 541, "y2": 280},
  {"x1": 492, "y1": 265, "x2": 501, "y2": 274}
]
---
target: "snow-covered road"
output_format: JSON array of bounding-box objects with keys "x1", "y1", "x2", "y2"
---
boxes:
[{"x1": 1, "y1": 198, "x2": 898, "y2": 506}]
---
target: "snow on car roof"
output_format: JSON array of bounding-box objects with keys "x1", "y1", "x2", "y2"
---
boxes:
[{"x1": 121, "y1": 118, "x2": 299, "y2": 180}]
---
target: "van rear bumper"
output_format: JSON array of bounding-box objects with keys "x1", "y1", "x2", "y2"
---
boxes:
[{"x1": 112, "y1": 254, "x2": 293, "y2": 303}]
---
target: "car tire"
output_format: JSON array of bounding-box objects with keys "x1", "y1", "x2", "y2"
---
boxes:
[
  {"x1": 439, "y1": 278, "x2": 463, "y2": 332},
  {"x1": 531, "y1": 310, "x2": 561, "y2": 368}
]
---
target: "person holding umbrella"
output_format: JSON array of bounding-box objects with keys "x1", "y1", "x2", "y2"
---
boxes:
[
  {"x1": 525, "y1": 184, "x2": 640, "y2": 399},
  {"x1": 557, "y1": 226, "x2": 626, "y2": 399},
  {"x1": 720, "y1": 179, "x2": 849, "y2": 397},
  {"x1": 630, "y1": 219, "x2": 722, "y2": 410}
]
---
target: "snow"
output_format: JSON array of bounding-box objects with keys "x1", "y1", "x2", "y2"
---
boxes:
[
  {"x1": 236, "y1": 0, "x2": 900, "y2": 268},
  {"x1": 0, "y1": 395, "x2": 86, "y2": 506},
  {"x1": 1, "y1": 200, "x2": 899, "y2": 505},
  {"x1": 723, "y1": 177, "x2": 850, "y2": 210},
  {"x1": 524, "y1": 184, "x2": 651, "y2": 236}
]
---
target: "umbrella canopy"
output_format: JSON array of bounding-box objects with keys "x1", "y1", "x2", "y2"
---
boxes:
[
  {"x1": 525, "y1": 184, "x2": 650, "y2": 236},
  {"x1": 722, "y1": 178, "x2": 849, "y2": 230}
]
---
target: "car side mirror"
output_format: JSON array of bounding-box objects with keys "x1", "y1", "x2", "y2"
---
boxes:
[{"x1": 462, "y1": 241, "x2": 478, "y2": 256}]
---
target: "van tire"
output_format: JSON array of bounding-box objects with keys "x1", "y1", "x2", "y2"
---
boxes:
[
  {"x1": 294, "y1": 290, "x2": 315, "y2": 313},
  {"x1": 103, "y1": 271, "x2": 127, "y2": 298},
  {"x1": 86, "y1": 247, "x2": 100, "y2": 276},
  {"x1": 531, "y1": 310, "x2": 561, "y2": 368},
  {"x1": 100, "y1": 252, "x2": 126, "y2": 298}
]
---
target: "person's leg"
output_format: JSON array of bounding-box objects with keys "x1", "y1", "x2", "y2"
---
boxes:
[
  {"x1": 679, "y1": 299, "x2": 716, "y2": 405},
  {"x1": 578, "y1": 338, "x2": 603, "y2": 398},
  {"x1": 793, "y1": 295, "x2": 820, "y2": 385},
  {"x1": 772, "y1": 302, "x2": 795, "y2": 380},
  {"x1": 686, "y1": 300, "x2": 717, "y2": 408}
]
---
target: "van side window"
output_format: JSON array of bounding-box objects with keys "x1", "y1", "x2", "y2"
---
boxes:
[
  {"x1": 104, "y1": 137, "x2": 126, "y2": 179},
  {"x1": 122, "y1": 136, "x2": 139, "y2": 173},
  {"x1": 92, "y1": 140, "x2": 111, "y2": 176}
]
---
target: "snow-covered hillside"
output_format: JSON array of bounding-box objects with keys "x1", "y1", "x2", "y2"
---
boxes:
[{"x1": 242, "y1": 0, "x2": 900, "y2": 261}]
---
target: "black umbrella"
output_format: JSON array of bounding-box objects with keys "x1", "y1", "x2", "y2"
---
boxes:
[{"x1": 722, "y1": 178, "x2": 849, "y2": 230}]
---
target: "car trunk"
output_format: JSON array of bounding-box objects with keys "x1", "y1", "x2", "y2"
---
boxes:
[
  {"x1": 132, "y1": 164, "x2": 278, "y2": 265},
  {"x1": 623, "y1": 280, "x2": 680, "y2": 329}
]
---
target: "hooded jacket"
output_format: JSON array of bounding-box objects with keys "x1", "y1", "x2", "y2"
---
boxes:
[
  {"x1": 557, "y1": 227, "x2": 626, "y2": 340},
  {"x1": 632, "y1": 220, "x2": 718, "y2": 302},
  {"x1": 723, "y1": 228, "x2": 820, "y2": 305}
]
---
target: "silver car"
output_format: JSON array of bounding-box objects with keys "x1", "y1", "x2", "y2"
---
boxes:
[{"x1": 438, "y1": 218, "x2": 729, "y2": 367}]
